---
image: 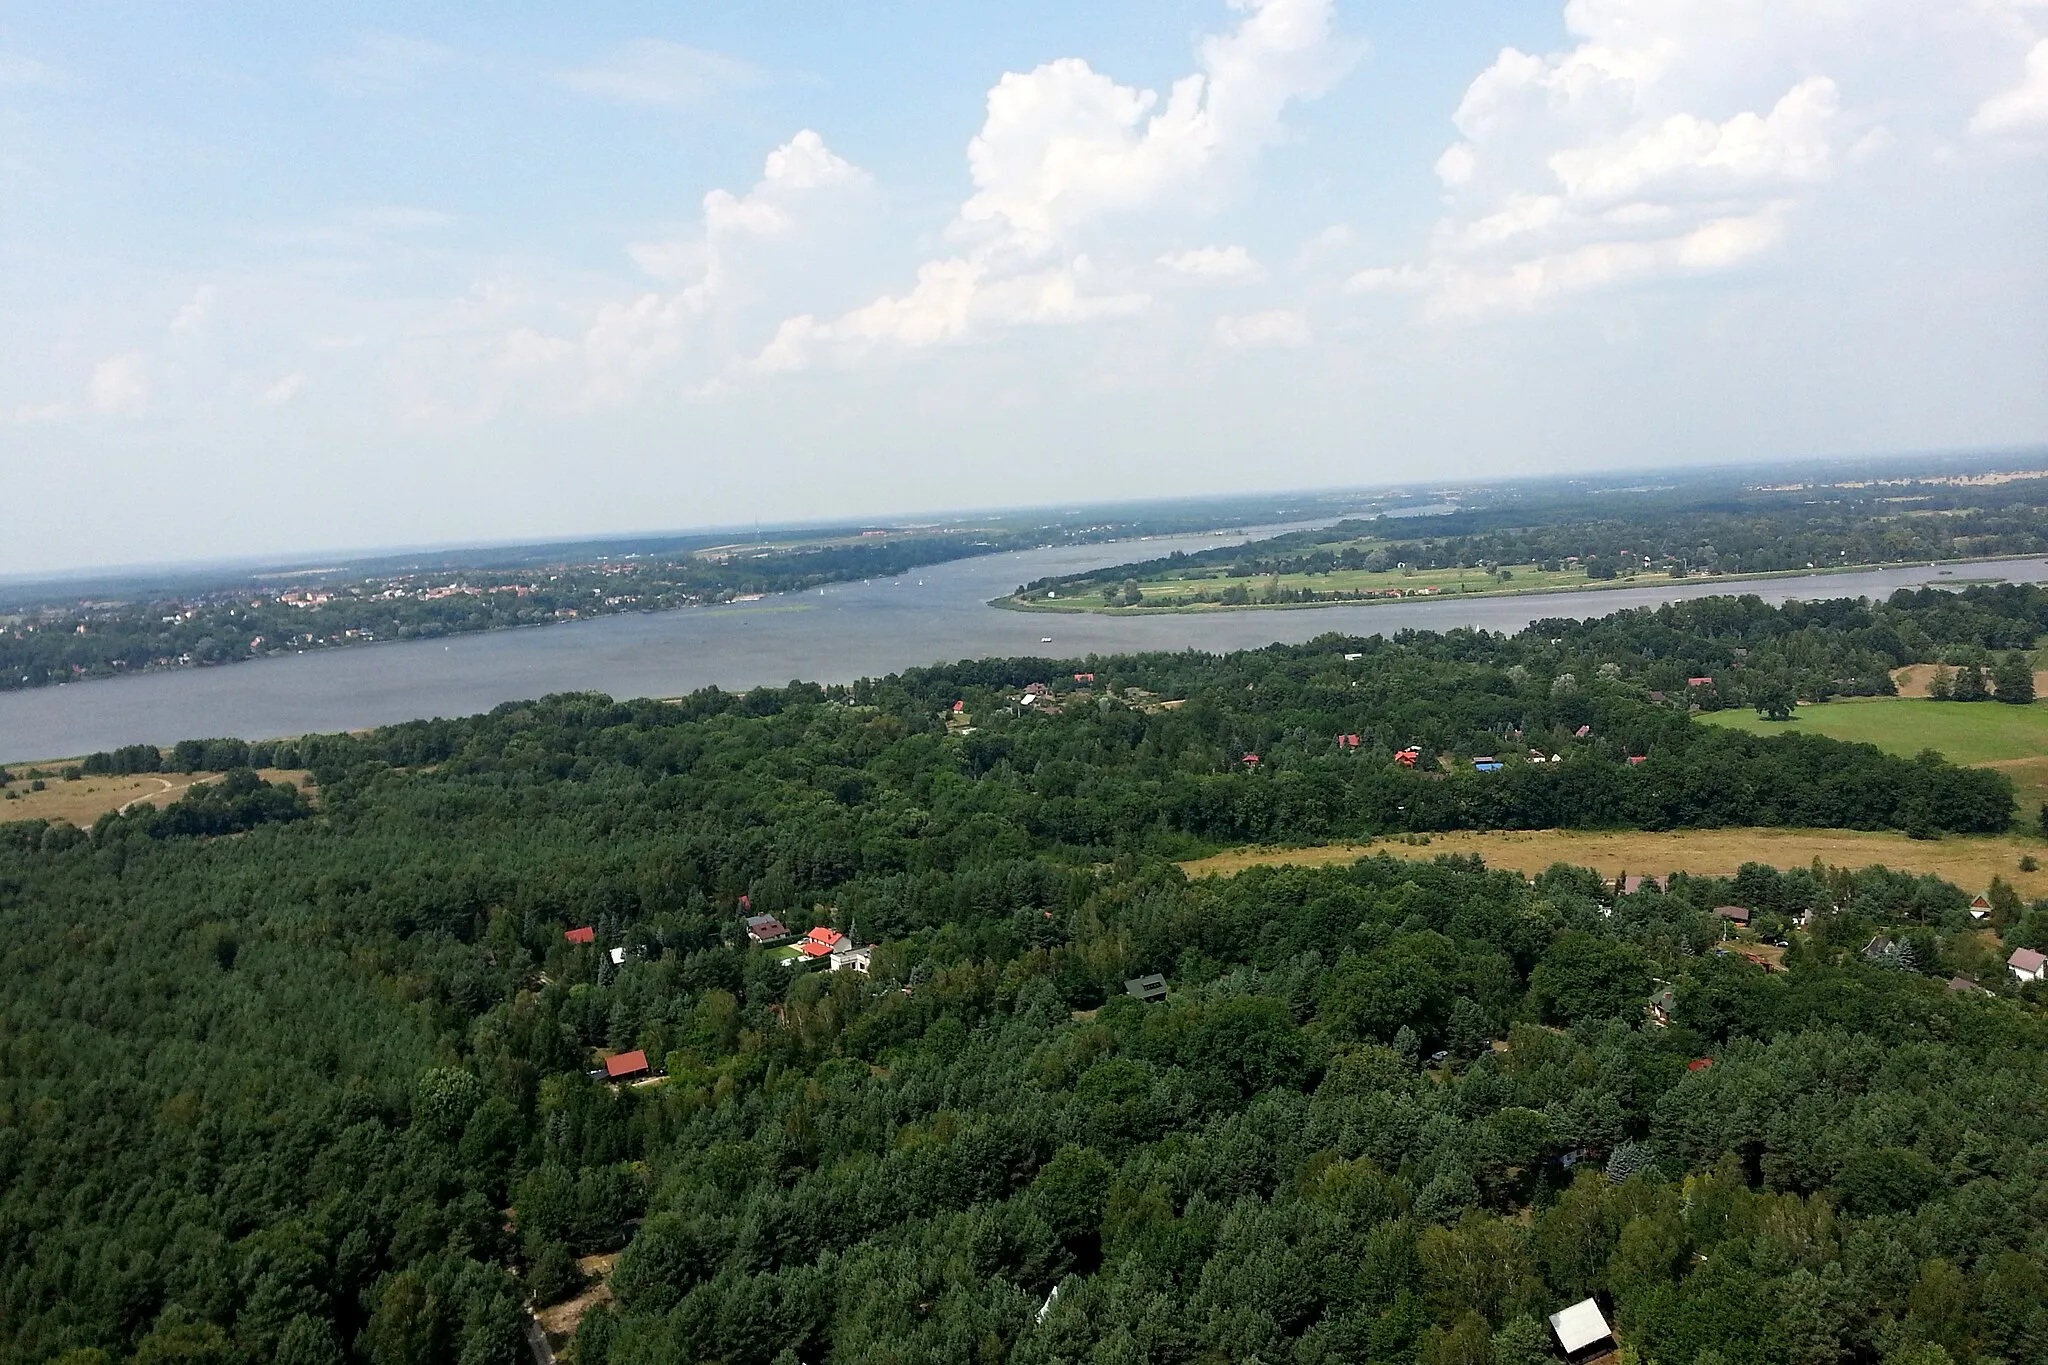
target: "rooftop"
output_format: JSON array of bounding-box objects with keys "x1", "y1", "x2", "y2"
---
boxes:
[{"x1": 1548, "y1": 1298, "x2": 1614, "y2": 1355}]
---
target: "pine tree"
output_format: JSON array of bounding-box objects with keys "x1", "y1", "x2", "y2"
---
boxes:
[
  {"x1": 1607, "y1": 1141, "x2": 1654, "y2": 1183},
  {"x1": 1954, "y1": 663, "x2": 1988, "y2": 702},
  {"x1": 1993, "y1": 651, "x2": 2036, "y2": 705},
  {"x1": 1893, "y1": 937, "x2": 1921, "y2": 974},
  {"x1": 1928, "y1": 663, "x2": 1953, "y2": 700}
]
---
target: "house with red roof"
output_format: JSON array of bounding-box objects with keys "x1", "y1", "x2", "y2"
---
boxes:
[
  {"x1": 564, "y1": 926, "x2": 595, "y2": 944},
  {"x1": 604, "y1": 1050, "x2": 649, "y2": 1081},
  {"x1": 799, "y1": 926, "x2": 845, "y2": 959},
  {"x1": 2009, "y1": 947, "x2": 2047, "y2": 983}
]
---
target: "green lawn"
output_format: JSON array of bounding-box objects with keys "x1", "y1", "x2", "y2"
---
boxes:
[
  {"x1": 1698, "y1": 696, "x2": 2048, "y2": 764},
  {"x1": 1701, "y1": 696, "x2": 2048, "y2": 819}
]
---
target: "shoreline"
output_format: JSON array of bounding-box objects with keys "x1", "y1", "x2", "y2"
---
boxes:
[{"x1": 986, "y1": 552, "x2": 2047, "y2": 615}]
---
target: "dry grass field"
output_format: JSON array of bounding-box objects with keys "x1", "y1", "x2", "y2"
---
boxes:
[
  {"x1": 1892, "y1": 662, "x2": 2048, "y2": 699},
  {"x1": 1179, "y1": 826, "x2": 2048, "y2": 897},
  {"x1": 0, "y1": 767, "x2": 315, "y2": 825}
]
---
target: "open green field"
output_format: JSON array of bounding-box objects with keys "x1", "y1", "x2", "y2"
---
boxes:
[
  {"x1": 1701, "y1": 696, "x2": 2048, "y2": 817},
  {"x1": 1699, "y1": 696, "x2": 2048, "y2": 764}
]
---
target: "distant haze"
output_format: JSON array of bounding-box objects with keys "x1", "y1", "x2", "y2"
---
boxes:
[{"x1": 3, "y1": 0, "x2": 2045, "y2": 575}]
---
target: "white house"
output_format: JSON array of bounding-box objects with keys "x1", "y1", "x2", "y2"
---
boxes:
[{"x1": 2009, "y1": 947, "x2": 2047, "y2": 983}]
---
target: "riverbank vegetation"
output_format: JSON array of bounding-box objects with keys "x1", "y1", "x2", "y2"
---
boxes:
[
  {"x1": 1009, "y1": 477, "x2": 2048, "y2": 612},
  {"x1": 7, "y1": 593, "x2": 2048, "y2": 1363}
]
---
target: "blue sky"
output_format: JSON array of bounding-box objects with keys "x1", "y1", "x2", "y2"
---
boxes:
[{"x1": 3, "y1": 1, "x2": 2046, "y2": 573}]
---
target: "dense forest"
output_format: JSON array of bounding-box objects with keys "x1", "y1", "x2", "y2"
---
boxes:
[
  {"x1": 6, "y1": 593, "x2": 2048, "y2": 1364},
  {"x1": 1020, "y1": 480, "x2": 2048, "y2": 606}
]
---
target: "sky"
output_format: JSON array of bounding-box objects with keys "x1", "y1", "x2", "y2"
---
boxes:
[{"x1": 3, "y1": 0, "x2": 2046, "y2": 575}]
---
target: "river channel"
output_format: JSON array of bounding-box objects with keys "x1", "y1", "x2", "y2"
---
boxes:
[{"x1": 6, "y1": 532, "x2": 2047, "y2": 761}]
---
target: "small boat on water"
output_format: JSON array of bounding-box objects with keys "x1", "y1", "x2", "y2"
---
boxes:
[{"x1": 1041, "y1": 637, "x2": 1053, "y2": 643}]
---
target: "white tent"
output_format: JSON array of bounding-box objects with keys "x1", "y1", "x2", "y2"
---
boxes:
[{"x1": 1548, "y1": 1298, "x2": 1613, "y2": 1355}]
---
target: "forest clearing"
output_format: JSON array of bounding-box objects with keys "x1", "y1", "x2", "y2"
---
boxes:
[
  {"x1": 1180, "y1": 825, "x2": 2048, "y2": 898},
  {"x1": 0, "y1": 765, "x2": 313, "y2": 824}
]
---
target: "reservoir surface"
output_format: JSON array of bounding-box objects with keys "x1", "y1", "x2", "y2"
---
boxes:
[{"x1": 5, "y1": 532, "x2": 2046, "y2": 760}]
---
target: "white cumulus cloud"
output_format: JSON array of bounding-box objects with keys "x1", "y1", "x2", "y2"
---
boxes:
[
  {"x1": 454, "y1": 129, "x2": 873, "y2": 411},
  {"x1": 90, "y1": 352, "x2": 150, "y2": 413},
  {"x1": 742, "y1": 0, "x2": 1348, "y2": 375},
  {"x1": 1214, "y1": 307, "x2": 1309, "y2": 348},
  {"x1": 1972, "y1": 39, "x2": 2048, "y2": 136},
  {"x1": 1160, "y1": 245, "x2": 1268, "y2": 282},
  {"x1": 1351, "y1": 0, "x2": 2048, "y2": 317},
  {"x1": 258, "y1": 372, "x2": 308, "y2": 406},
  {"x1": 170, "y1": 285, "x2": 217, "y2": 333}
]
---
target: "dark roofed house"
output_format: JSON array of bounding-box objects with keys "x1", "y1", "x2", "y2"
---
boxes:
[
  {"x1": 1621, "y1": 874, "x2": 1664, "y2": 894},
  {"x1": 1864, "y1": 934, "x2": 1895, "y2": 961},
  {"x1": 1948, "y1": 976, "x2": 1989, "y2": 995},
  {"x1": 744, "y1": 913, "x2": 789, "y2": 945},
  {"x1": 604, "y1": 1050, "x2": 649, "y2": 1081},
  {"x1": 1124, "y1": 973, "x2": 1168, "y2": 1004},
  {"x1": 1646, "y1": 986, "x2": 1677, "y2": 1026},
  {"x1": 564, "y1": 926, "x2": 595, "y2": 944},
  {"x1": 1714, "y1": 905, "x2": 1750, "y2": 926}
]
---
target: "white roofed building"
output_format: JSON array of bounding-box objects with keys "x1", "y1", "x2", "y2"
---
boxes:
[{"x1": 1548, "y1": 1298, "x2": 1618, "y2": 1363}]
